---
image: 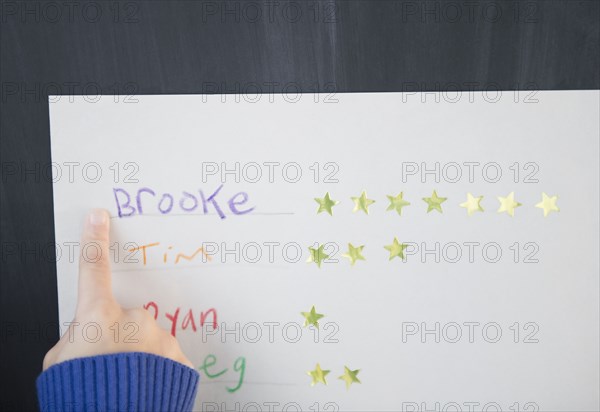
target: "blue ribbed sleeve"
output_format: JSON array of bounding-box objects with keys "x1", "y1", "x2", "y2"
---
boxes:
[{"x1": 36, "y1": 352, "x2": 199, "y2": 412}]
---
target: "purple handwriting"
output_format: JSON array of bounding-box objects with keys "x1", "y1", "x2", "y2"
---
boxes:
[{"x1": 113, "y1": 184, "x2": 254, "y2": 219}]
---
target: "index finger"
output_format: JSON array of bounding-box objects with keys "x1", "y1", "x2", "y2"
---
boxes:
[{"x1": 76, "y1": 208, "x2": 116, "y2": 314}]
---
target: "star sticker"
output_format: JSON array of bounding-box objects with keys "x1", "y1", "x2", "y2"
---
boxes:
[
  {"x1": 459, "y1": 193, "x2": 484, "y2": 216},
  {"x1": 351, "y1": 191, "x2": 375, "y2": 214},
  {"x1": 307, "y1": 244, "x2": 329, "y2": 268},
  {"x1": 314, "y1": 192, "x2": 339, "y2": 215},
  {"x1": 301, "y1": 305, "x2": 324, "y2": 328},
  {"x1": 342, "y1": 243, "x2": 366, "y2": 265},
  {"x1": 535, "y1": 192, "x2": 559, "y2": 217},
  {"x1": 422, "y1": 190, "x2": 447, "y2": 213},
  {"x1": 386, "y1": 192, "x2": 411, "y2": 216},
  {"x1": 307, "y1": 363, "x2": 330, "y2": 386},
  {"x1": 384, "y1": 237, "x2": 407, "y2": 261},
  {"x1": 338, "y1": 366, "x2": 361, "y2": 389},
  {"x1": 497, "y1": 192, "x2": 522, "y2": 217}
]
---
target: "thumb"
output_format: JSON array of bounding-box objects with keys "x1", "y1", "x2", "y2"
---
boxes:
[{"x1": 76, "y1": 208, "x2": 115, "y2": 314}]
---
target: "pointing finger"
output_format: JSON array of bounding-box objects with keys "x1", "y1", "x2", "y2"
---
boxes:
[{"x1": 76, "y1": 209, "x2": 116, "y2": 314}]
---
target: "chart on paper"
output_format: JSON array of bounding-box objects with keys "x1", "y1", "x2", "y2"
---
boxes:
[{"x1": 49, "y1": 91, "x2": 599, "y2": 411}]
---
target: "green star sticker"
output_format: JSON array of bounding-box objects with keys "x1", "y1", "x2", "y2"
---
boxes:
[
  {"x1": 386, "y1": 192, "x2": 411, "y2": 216},
  {"x1": 384, "y1": 237, "x2": 407, "y2": 261},
  {"x1": 301, "y1": 305, "x2": 324, "y2": 328},
  {"x1": 459, "y1": 193, "x2": 484, "y2": 216},
  {"x1": 497, "y1": 192, "x2": 522, "y2": 217},
  {"x1": 307, "y1": 363, "x2": 330, "y2": 386},
  {"x1": 422, "y1": 190, "x2": 447, "y2": 213},
  {"x1": 535, "y1": 192, "x2": 559, "y2": 217},
  {"x1": 314, "y1": 192, "x2": 339, "y2": 215},
  {"x1": 351, "y1": 191, "x2": 375, "y2": 214},
  {"x1": 338, "y1": 366, "x2": 361, "y2": 389},
  {"x1": 341, "y1": 243, "x2": 366, "y2": 266},
  {"x1": 307, "y1": 244, "x2": 329, "y2": 268}
]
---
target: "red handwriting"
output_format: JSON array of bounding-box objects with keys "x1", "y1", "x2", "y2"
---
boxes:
[{"x1": 144, "y1": 301, "x2": 218, "y2": 337}]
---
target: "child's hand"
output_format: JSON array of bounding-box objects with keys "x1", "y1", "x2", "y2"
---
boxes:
[{"x1": 42, "y1": 209, "x2": 194, "y2": 370}]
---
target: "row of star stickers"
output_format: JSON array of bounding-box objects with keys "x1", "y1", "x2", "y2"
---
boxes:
[
  {"x1": 308, "y1": 240, "x2": 407, "y2": 267},
  {"x1": 301, "y1": 306, "x2": 361, "y2": 389},
  {"x1": 315, "y1": 191, "x2": 560, "y2": 217},
  {"x1": 307, "y1": 363, "x2": 360, "y2": 389}
]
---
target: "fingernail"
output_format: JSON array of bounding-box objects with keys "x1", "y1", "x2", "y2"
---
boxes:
[{"x1": 89, "y1": 209, "x2": 107, "y2": 226}]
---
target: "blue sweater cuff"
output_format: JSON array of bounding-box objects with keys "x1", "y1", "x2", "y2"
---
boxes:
[{"x1": 36, "y1": 352, "x2": 199, "y2": 412}]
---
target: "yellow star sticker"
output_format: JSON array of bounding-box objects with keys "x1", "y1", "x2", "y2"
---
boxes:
[
  {"x1": 386, "y1": 192, "x2": 411, "y2": 216},
  {"x1": 307, "y1": 363, "x2": 330, "y2": 386},
  {"x1": 351, "y1": 191, "x2": 375, "y2": 214},
  {"x1": 384, "y1": 237, "x2": 407, "y2": 261},
  {"x1": 338, "y1": 366, "x2": 361, "y2": 389},
  {"x1": 307, "y1": 244, "x2": 329, "y2": 268},
  {"x1": 342, "y1": 243, "x2": 366, "y2": 265},
  {"x1": 459, "y1": 193, "x2": 484, "y2": 216},
  {"x1": 497, "y1": 192, "x2": 522, "y2": 217},
  {"x1": 301, "y1": 305, "x2": 324, "y2": 328},
  {"x1": 314, "y1": 192, "x2": 339, "y2": 215},
  {"x1": 422, "y1": 190, "x2": 447, "y2": 213},
  {"x1": 535, "y1": 192, "x2": 559, "y2": 217}
]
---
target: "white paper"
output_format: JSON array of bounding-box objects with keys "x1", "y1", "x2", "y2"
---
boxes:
[{"x1": 49, "y1": 91, "x2": 599, "y2": 411}]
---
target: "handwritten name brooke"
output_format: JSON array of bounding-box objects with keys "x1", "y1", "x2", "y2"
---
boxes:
[{"x1": 113, "y1": 184, "x2": 254, "y2": 218}]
